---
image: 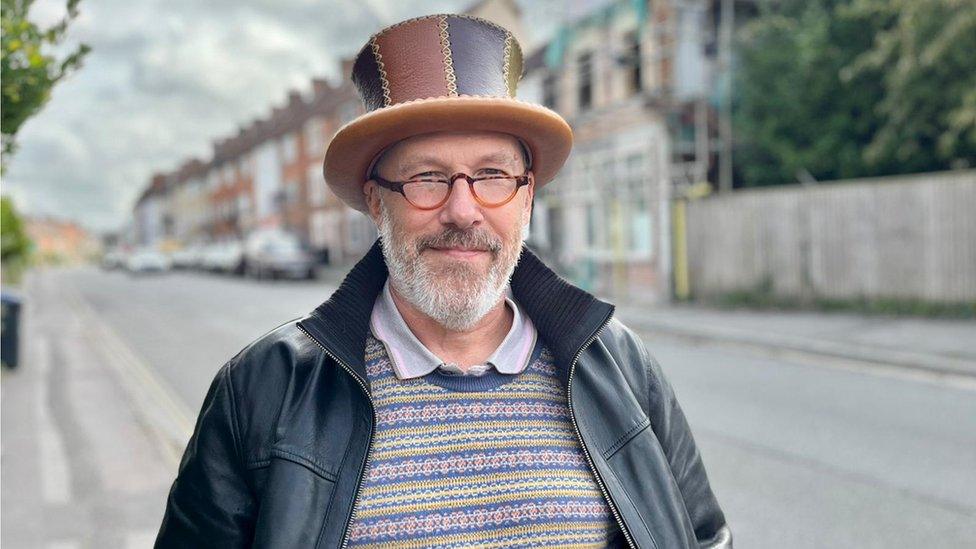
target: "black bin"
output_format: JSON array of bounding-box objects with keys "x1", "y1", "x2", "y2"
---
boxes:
[{"x1": 1, "y1": 292, "x2": 22, "y2": 369}]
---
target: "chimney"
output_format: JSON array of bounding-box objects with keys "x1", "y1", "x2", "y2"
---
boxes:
[{"x1": 288, "y1": 90, "x2": 303, "y2": 106}]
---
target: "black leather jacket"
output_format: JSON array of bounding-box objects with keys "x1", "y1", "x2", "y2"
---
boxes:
[{"x1": 155, "y1": 241, "x2": 732, "y2": 548}]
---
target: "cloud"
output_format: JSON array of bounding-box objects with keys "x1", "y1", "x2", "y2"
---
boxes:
[{"x1": 3, "y1": 0, "x2": 565, "y2": 233}]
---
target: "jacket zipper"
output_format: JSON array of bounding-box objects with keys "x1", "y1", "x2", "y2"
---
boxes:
[
  {"x1": 295, "y1": 324, "x2": 375, "y2": 549},
  {"x1": 567, "y1": 313, "x2": 637, "y2": 549},
  {"x1": 300, "y1": 317, "x2": 635, "y2": 548}
]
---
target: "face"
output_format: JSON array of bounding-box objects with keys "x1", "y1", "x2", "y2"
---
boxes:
[{"x1": 364, "y1": 130, "x2": 535, "y2": 331}]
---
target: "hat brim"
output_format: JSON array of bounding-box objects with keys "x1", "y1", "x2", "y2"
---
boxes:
[{"x1": 323, "y1": 96, "x2": 573, "y2": 212}]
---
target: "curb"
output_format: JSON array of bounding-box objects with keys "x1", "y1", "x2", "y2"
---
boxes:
[
  {"x1": 63, "y1": 283, "x2": 193, "y2": 467},
  {"x1": 311, "y1": 268, "x2": 976, "y2": 382},
  {"x1": 621, "y1": 312, "x2": 976, "y2": 383}
]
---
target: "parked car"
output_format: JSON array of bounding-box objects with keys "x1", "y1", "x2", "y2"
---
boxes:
[
  {"x1": 206, "y1": 240, "x2": 246, "y2": 275},
  {"x1": 244, "y1": 230, "x2": 316, "y2": 280},
  {"x1": 100, "y1": 248, "x2": 127, "y2": 270},
  {"x1": 126, "y1": 248, "x2": 170, "y2": 274},
  {"x1": 198, "y1": 243, "x2": 219, "y2": 272},
  {"x1": 169, "y1": 246, "x2": 200, "y2": 270}
]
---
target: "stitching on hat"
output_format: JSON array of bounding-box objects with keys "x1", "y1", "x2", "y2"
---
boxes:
[
  {"x1": 369, "y1": 36, "x2": 392, "y2": 107},
  {"x1": 451, "y1": 13, "x2": 520, "y2": 52},
  {"x1": 438, "y1": 15, "x2": 458, "y2": 96},
  {"x1": 365, "y1": 14, "x2": 523, "y2": 60},
  {"x1": 332, "y1": 95, "x2": 568, "y2": 131},
  {"x1": 503, "y1": 33, "x2": 514, "y2": 97}
]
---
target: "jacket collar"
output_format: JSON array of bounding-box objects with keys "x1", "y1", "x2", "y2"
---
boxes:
[{"x1": 297, "y1": 239, "x2": 615, "y2": 387}]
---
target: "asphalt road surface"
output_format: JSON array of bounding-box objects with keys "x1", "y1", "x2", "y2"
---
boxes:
[{"x1": 67, "y1": 266, "x2": 976, "y2": 548}]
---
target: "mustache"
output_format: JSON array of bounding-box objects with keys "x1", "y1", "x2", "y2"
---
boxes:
[{"x1": 415, "y1": 227, "x2": 503, "y2": 256}]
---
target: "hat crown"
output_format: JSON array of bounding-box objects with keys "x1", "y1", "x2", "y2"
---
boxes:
[{"x1": 351, "y1": 14, "x2": 524, "y2": 112}]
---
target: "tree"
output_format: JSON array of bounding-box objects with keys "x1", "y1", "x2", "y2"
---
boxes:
[
  {"x1": 843, "y1": 0, "x2": 976, "y2": 171},
  {"x1": 733, "y1": 0, "x2": 976, "y2": 186},
  {"x1": 1, "y1": 196, "x2": 31, "y2": 265},
  {"x1": 1, "y1": 0, "x2": 90, "y2": 170}
]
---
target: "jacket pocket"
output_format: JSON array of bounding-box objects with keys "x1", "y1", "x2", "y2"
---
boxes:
[
  {"x1": 249, "y1": 448, "x2": 339, "y2": 548},
  {"x1": 605, "y1": 424, "x2": 699, "y2": 549},
  {"x1": 602, "y1": 416, "x2": 651, "y2": 460}
]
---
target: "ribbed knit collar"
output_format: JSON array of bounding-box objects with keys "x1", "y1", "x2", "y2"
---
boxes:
[{"x1": 297, "y1": 238, "x2": 615, "y2": 389}]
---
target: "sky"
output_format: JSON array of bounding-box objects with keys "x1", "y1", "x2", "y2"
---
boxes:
[{"x1": 2, "y1": 0, "x2": 587, "y2": 234}]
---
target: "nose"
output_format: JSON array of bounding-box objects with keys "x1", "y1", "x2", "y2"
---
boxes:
[{"x1": 438, "y1": 177, "x2": 483, "y2": 230}]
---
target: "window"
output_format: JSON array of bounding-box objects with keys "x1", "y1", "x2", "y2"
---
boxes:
[
  {"x1": 280, "y1": 182, "x2": 301, "y2": 206},
  {"x1": 577, "y1": 52, "x2": 593, "y2": 111},
  {"x1": 307, "y1": 164, "x2": 327, "y2": 206},
  {"x1": 625, "y1": 152, "x2": 645, "y2": 196},
  {"x1": 280, "y1": 135, "x2": 300, "y2": 164},
  {"x1": 311, "y1": 211, "x2": 329, "y2": 248},
  {"x1": 577, "y1": 155, "x2": 593, "y2": 197},
  {"x1": 623, "y1": 31, "x2": 642, "y2": 94},
  {"x1": 237, "y1": 195, "x2": 250, "y2": 216},
  {"x1": 585, "y1": 203, "x2": 597, "y2": 248},
  {"x1": 543, "y1": 72, "x2": 559, "y2": 110},
  {"x1": 631, "y1": 199, "x2": 653, "y2": 256},
  {"x1": 305, "y1": 119, "x2": 326, "y2": 156}
]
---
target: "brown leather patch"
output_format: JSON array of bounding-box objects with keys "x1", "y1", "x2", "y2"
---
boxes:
[{"x1": 375, "y1": 17, "x2": 451, "y2": 105}]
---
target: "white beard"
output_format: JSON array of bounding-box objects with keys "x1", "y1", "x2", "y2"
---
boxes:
[{"x1": 377, "y1": 197, "x2": 526, "y2": 332}]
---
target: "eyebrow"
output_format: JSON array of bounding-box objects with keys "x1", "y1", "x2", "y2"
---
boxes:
[{"x1": 397, "y1": 150, "x2": 520, "y2": 176}]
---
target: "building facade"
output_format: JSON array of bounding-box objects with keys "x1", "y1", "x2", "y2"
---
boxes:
[
  {"x1": 521, "y1": 1, "x2": 675, "y2": 302},
  {"x1": 130, "y1": 0, "x2": 730, "y2": 293}
]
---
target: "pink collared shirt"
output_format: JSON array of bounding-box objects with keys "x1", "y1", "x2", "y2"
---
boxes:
[{"x1": 369, "y1": 280, "x2": 538, "y2": 379}]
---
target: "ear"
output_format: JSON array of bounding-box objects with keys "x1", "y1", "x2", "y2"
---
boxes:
[{"x1": 363, "y1": 180, "x2": 383, "y2": 225}]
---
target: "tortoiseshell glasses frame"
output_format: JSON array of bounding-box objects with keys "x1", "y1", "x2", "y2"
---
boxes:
[{"x1": 372, "y1": 171, "x2": 531, "y2": 210}]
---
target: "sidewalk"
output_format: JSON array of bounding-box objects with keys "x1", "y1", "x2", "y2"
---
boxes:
[
  {"x1": 614, "y1": 302, "x2": 976, "y2": 379},
  {"x1": 73, "y1": 256, "x2": 976, "y2": 384},
  {"x1": 317, "y1": 263, "x2": 976, "y2": 378},
  {"x1": 1, "y1": 269, "x2": 177, "y2": 548}
]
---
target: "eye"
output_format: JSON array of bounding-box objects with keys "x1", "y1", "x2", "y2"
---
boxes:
[
  {"x1": 411, "y1": 171, "x2": 445, "y2": 180},
  {"x1": 478, "y1": 167, "x2": 509, "y2": 176}
]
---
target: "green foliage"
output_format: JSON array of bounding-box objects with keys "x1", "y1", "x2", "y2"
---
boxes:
[
  {"x1": 1, "y1": 195, "x2": 30, "y2": 260},
  {"x1": 734, "y1": 0, "x2": 976, "y2": 186},
  {"x1": 1, "y1": 0, "x2": 90, "y2": 169}
]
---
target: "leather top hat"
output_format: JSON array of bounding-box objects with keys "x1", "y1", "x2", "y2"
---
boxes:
[{"x1": 323, "y1": 14, "x2": 573, "y2": 212}]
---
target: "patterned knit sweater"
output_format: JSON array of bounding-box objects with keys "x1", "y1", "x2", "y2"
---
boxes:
[{"x1": 345, "y1": 333, "x2": 617, "y2": 548}]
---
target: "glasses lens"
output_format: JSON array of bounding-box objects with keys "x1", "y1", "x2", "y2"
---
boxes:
[
  {"x1": 402, "y1": 178, "x2": 449, "y2": 208},
  {"x1": 473, "y1": 176, "x2": 517, "y2": 205}
]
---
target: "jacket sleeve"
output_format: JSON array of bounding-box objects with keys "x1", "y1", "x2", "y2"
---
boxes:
[
  {"x1": 155, "y1": 362, "x2": 257, "y2": 548},
  {"x1": 638, "y1": 339, "x2": 733, "y2": 549}
]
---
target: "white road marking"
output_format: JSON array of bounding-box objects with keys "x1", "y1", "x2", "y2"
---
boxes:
[
  {"x1": 61, "y1": 281, "x2": 194, "y2": 467},
  {"x1": 35, "y1": 336, "x2": 73, "y2": 505}
]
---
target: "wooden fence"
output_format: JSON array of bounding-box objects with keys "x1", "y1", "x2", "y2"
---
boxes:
[{"x1": 684, "y1": 170, "x2": 976, "y2": 303}]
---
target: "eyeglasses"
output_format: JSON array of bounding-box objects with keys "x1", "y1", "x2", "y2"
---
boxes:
[{"x1": 372, "y1": 171, "x2": 531, "y2": 210}]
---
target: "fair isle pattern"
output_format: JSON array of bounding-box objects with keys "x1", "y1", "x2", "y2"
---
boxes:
[{"x1": 346, "y1": 334, "x2": 616, "y2": 548}]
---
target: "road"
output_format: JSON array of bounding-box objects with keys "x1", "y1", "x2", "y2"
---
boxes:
[{"x1": 33, "y1": 267, "x2": 976, "y2": 547}]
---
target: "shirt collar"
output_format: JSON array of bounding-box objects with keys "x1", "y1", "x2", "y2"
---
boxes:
[{"x1": 369, "y1": 280, "x2": 537, "y2": 380}]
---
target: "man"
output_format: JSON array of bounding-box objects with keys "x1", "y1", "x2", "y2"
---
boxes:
[{"x1": 156, "y1": 14, "x2": 731, "y2": 549}]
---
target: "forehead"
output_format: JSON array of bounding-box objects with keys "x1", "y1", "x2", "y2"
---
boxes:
[{"x1": 377, "y1": 131, "x2": 524, "y2": 174}]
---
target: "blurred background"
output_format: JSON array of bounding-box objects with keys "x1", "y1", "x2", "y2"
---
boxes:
[{"x1": 1, "y1": 0, "x2": 974, "y2": 547}]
